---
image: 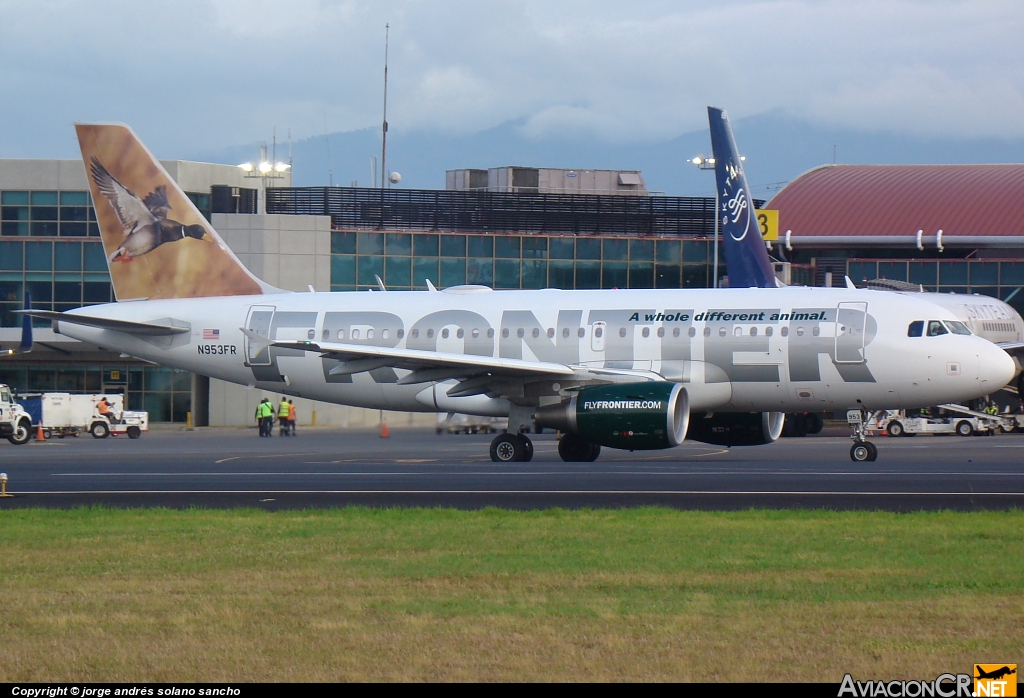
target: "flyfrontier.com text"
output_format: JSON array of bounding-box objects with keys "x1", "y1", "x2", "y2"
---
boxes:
[
  {"x1": 626, "y1": 310, "x2": 831, "y2": 323},
  {"x1": 838, "y1": 673, "x2": 972, "y2": 697},
  {"x1": 583, "y1": 400, "x2": 662, "y2": 410}
]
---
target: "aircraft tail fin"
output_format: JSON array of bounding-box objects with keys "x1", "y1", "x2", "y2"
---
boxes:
[
  {"x1": 76, "y1": 123, "x2": 277, "y2": 301},
  {"x1": 707, "y1": 107, "x2": 777, "y2": 288}
]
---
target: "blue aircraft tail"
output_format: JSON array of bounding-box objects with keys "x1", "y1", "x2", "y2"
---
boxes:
[{"x1": 707, "y1": 107, "x2": 777, "y2": 288}]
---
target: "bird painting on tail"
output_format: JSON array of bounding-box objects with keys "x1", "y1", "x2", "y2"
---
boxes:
[{"x1": 89, "y1": 157, "x2": 210, "y2": 263}]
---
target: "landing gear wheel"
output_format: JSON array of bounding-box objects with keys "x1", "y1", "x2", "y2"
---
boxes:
[
  {"x1": 518, "y1": 434, "x2": 534, "y2": 462},
  {"x1": 558, "y1": 432, "x2": 600, "y2": 462},
  {"x1": 490, "y1": 433, "x2": 525, "y2": 462},
  {"x1": 91, "y1": 422, "x2": 109, "y2": 439},
  {"x1": 7, "y1": 419, "x2": 30, "y2": 445},
  {"x1": 850, "y1": 442, "x2": 877, "y2": 462},
  {"x1": 956, "y1": 420, "x2": 973, "y2": 437},
  {"x1": 887, "y1": 421, "x2": 904, "y2": 437}
]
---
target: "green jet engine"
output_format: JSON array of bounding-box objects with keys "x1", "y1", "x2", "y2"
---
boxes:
[
  {"x1": 686, "y1": 411, "x2": 786, "y2": 446},
  {"x1": 535, "y1": 381, "x2": 688, "y2": 450}
]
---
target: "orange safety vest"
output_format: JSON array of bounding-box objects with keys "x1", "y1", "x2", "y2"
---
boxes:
[{"x1": 288, "y1": 403, "x2": 296, "y2": 420}]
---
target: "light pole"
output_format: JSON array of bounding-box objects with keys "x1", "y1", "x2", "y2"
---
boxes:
[
  {"x1": 692, "y1": 155, "x2": 719, "y2": 288},
  {"x1": 238, "y1": 145, "x2": 291, "y2": 213}
]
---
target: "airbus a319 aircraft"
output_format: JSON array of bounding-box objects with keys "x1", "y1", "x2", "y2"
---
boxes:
[{"x1": 17, "y1": 110, "x2": 1015, "y2": 462}]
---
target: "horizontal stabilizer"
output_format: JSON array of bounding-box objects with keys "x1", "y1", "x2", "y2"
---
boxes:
[
  {"x1": 17, "y1": 310, "x2": 190, "y2": 336},
  {"x1": 997, "y1": 341, "x2": 1024, "y2": 354}
]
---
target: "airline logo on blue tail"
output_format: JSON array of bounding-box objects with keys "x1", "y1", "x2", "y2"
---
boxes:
[{"x1": 707, "y1": 107, "x2": 777, "y2": 289}]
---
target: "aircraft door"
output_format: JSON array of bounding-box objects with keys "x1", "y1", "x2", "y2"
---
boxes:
[
  {"x1": 835, "y1": 302, "x2": 867, "y2": 364},
  {"x1": 591, "y1": 321, "x2": 607, "y2": 352},
  {"x1": 245, "y1": 305, "x2": 275, "y2": 366}
]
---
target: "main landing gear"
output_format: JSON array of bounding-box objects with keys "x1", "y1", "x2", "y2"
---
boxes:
[
  {"x1": 490, "y1": 432, "x2": 534, "y2": 462},
  {"x1": 849, "y1": 409, "x2": 881, "y2": 462}
]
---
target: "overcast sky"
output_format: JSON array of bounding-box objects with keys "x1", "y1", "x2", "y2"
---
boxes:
[{"x1": 1, "y1": 0, "x2": 1022, "y2": 158}]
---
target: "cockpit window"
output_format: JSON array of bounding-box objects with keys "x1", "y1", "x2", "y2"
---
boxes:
[
  {"x1": 907, "y1": 321, "x2": 923, "y2": 337},
  {"x1": 927, "y1": 320, "x2": 948, "y2": 337},
  {"x1": 945, "y1": 320, "x2": 972, "y2": 335}
]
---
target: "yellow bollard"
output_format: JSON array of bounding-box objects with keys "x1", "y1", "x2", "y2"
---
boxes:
[
  {"x1": 185, "y1": 411, "x2": 194, "y2": 431},
  {"x1": 0, "y1": 472, "x2": 11, "y2": 497},
  {"x1": 312, "y1": 410, "x2": 317, "y2": 427}
]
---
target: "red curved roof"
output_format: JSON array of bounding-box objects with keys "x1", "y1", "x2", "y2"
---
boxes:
[{"x1": 767, "y1": 164, "x2": 1024, "y2": 237}]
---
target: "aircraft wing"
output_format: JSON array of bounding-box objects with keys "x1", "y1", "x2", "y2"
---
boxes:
[
  {"x1": 250, "y1": 331, "x2": 576, "y2": 380},
  {"x1": 16, "y1": 310, "x2": 190, "y2": 336},
  {"x1": 997, "y1": 341, "x2": 1024, "y2": 353}
]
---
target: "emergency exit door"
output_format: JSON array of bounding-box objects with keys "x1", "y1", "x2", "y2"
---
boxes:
[
  {"x1": 245, "y1": 305, "x2": 275, "y2": 365},
  {"x1": 835, "y1": 302, "x2": 868, "y2": 363}
]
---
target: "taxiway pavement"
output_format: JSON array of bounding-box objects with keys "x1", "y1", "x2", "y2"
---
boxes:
[{"x1": 1, "y1": 427, "x2": 1022, "y2": 510}]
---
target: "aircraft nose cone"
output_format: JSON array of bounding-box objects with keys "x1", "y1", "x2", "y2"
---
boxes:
[{"x1": 980, "y1": 342, "x2": 1015, "y2": 391}]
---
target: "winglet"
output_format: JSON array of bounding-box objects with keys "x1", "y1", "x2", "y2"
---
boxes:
[
  {"x1": 707, "y1": 107, "x2": 776, "y2": 288},
  {"x1": 426, "y1": 279, "x2": 438, "y2": 292}
]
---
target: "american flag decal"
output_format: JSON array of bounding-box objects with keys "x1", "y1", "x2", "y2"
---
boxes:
[{"x1": 203, "y1": 329, "x2": 220, "y2": 340}]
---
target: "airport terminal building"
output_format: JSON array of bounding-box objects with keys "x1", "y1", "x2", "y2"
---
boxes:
[{"x1": 1, "y1": 157, "x2": 1023, "y2": 427}]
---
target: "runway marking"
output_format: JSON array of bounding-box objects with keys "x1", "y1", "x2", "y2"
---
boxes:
[
  {"x1": 213, "y1": 451, "x2": 335, "y2": 464},
  {"x1": 10, "y1": 490, "x2": 1024, "y2": 496},
  {"x1": 49, "y1": 470, "x2": 1024, "y2": 477}
]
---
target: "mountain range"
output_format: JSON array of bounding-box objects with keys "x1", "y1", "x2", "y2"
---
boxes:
[{"x1": 193, "y1": 110, "x2": 1024, "y2": 201}]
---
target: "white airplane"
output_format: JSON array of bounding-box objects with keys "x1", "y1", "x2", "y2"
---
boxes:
[{"x1": 16, "y1": 117, "x2": 1015, "y2": 463}]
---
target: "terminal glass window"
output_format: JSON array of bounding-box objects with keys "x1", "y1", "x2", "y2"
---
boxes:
[
  {"x1": 549, "y1": 238, "x2": 574, "y2": 259},
  {"x1": 602, "y1": 262, "x2": 627, "y2": 289},
  {"x1": 495, "y1": 236, "x2": 520, "y2": 259},
  {"x1": 413, "y1": 256, "x2": 438, "y2": 288},
  {"x1": 413, "y1": 234, "x2": 439, "y2": 257},
  {"x1": 441, "y1": 234, "x2": 466, "y2": 257},
  {"x1": 440, "y1": 257, "x2": 466, "y2": 287},
  {"x1": 331, "y1": 231, "x2": 357, "y2": 254},
  {"x1": 386, "y1": 233, "x2": 411, "y2": 256},
  {"x1": 494, "y1": 259, "x2": 520, "y2": 289}
]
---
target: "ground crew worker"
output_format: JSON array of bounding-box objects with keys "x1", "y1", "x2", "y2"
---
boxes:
[
  {"x1": 97, "y1": 396, "x2": 120, "y2": 424},
  {"x1": 255, "y1": 401, "x2": 263, "y2": 435},
  {"x1": 278, "y1": 398, "x2": 291, "y2": 436},
  {"x1": 288, "y1": 399, "x2": 297, "y2": 436},
  {"x1": 258, "y1": 398, "x2": 274, "y2": 437},
  {"x1": 985, "y1": 403, "x2": 999, "y2": 416}
]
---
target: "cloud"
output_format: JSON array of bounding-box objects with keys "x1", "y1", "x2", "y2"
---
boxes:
[{"x1": 0, "y1": 0, "x2": 1021, "y2": 157}]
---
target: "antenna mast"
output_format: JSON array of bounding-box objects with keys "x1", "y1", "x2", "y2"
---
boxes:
[{"x1": 381, "y1": 23, "x2": 389, "y2": 189}]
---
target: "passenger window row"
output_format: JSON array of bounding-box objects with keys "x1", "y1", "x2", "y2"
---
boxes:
[{"x1": 318, "y1": 323, "x2": 829, "y2": 343}]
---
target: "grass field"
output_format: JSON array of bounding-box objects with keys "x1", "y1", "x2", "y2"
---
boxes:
[{"x1": 0, "y1": 507, "x2": 1021, "y2": 681}]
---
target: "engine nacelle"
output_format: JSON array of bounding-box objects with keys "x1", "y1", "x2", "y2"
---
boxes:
[
  {"x1": 536, "y1": 381, "x2": 688, "y2": 450},
  {"x1": 687, "y1": 411, "x2": 785, "y2": 446}
]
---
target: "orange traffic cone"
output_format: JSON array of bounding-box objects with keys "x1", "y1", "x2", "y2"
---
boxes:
[
  {"x1": 380, "y1": 422, "x2": 390, "y2": 438},
  {"x1": 36, "y1": 425, "x2": 45, "y2": 441}
]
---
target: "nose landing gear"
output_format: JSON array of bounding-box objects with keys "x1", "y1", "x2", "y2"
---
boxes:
[
  {"x1": 850, "y1": 441, "x2": 877, "y2": 462},
  {"x1": 849, "y1": 409, "x2": 881, "y2": 461}
]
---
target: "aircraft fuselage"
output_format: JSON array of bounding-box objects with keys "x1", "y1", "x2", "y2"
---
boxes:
[{"x1": 54, "y1": 285, "x2": 1014, "y2": 416}]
